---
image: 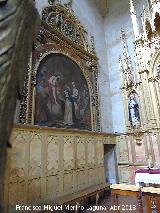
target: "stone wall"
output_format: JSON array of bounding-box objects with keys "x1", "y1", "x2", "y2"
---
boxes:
[{"x1": 104, "y1": 0, "x2": 147, "y2": 133}]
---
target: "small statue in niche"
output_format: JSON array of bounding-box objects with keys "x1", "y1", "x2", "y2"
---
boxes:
[{"x1": 128, "y1": 93, "x2": 140, "y2": 129}]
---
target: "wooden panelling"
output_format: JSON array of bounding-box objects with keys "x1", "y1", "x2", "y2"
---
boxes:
[
  {"x1": 5, "y1": 124, "x2": 116, "y2": 209},
  {"x1": 116, "y1": 132, "x2": 160, "y2": 184}
]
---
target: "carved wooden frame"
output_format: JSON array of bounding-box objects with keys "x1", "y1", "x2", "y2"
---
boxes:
[{"x1": 19, "y1": 3, "x2": 101, "y2": 131}]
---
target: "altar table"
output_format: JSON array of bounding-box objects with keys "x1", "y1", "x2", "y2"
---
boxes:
[{"x1": 135, "y1": 169, "x2": 160, "y2": 186}]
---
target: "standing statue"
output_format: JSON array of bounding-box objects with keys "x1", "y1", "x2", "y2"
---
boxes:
[
  {"x1": 128, "y1": 93, "x2": 140, "y2": 129},
  {"x1": 0, "y1": 0, "x2": 39, "y2": 211}
]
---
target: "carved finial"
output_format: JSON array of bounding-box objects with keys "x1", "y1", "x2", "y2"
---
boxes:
[
  {"x1": 68, "y1": 0, "x2": 73, "y2": 6},
  {"x1": 119, "y1": 56, "x2": 125, "y2": 88},
  {"x1": 130, "y1": 0, "x2": 135, "y2": 14},
  {"x1": 129, "y1": 0, "x2": 140, "y2": 39},
  {"x1": 64, "y1": 0, "x2": 73, "y2": 10},
  {"x1": 48, "y1": 0, "x2": 61, "y2": 5},
  {"x1": 147, "y1": 0, "x2": 152, "y2": 10},
  {"x1": 149, "y1": 0, "x2": 157, "y2": 5},
  {"x1": 120, "y1": 29, "x2": 135, "y2": 88},
  {"x1": 90, "y1": 35, "x2": 96, "y2": 54},
  {"x1": 121, "y1": 29, "x2": 130, "y2": 59},
  {"x1": 119, "y1": 56, "x2": 122, "y2": 69},
  {"x1": 141, "y1": 5, "x2": 148, "y2": 39}
]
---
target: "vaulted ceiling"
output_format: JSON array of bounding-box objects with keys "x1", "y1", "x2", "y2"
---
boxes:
[{"x1": 94, "y1": 0, "x2": 108, "y2": 17}]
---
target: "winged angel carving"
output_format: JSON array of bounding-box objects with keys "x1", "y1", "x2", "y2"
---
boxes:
[{"x1": 0, "y1": 0, "x2": 39, "y2": 211}]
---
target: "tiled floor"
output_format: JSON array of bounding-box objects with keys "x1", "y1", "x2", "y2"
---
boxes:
[
  {"x1": 42, "y1": 194, "x2": 159, "y2": 213},
  {"x1": 82, "y1": 194, "x2": 158, "y2": 213},
  {"x1": 82, "y1": 195, "x2": 141, "y2": 213}
]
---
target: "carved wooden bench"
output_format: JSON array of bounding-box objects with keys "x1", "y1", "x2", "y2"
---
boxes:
[
  {"x1": 8, "y1": 183, "x2": 110, "y2": 213},
  {"x1": 110, "y1": 184, "x2": 143, "y2": 213},
  {"x1": 51, "y1": 183, "x2": 110, "y2": 208}
]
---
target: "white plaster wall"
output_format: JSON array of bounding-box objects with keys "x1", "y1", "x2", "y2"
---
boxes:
[
  {"x1": 34, "y1": 0, "x2": 113, "y2": 132},
  {"x1": 104, "y1": 0, "x2": 147, "y2": 133},
  {"x1": 72, "y1": 0, "x2": 113, "y2": 132}
]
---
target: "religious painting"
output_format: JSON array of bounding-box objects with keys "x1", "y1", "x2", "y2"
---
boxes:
[{"x1": 34, "y1": 53, "x2": 91, "y2": 130}]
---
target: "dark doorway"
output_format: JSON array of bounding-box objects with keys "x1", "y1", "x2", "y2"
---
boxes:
[{"x1": 104, "y1": 144, "x2": 118, "y2": 184}]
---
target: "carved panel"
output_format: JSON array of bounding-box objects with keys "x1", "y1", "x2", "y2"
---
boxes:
[
  {"x1": 96, "y1": 167, "x2": 105, "y2": 184},
  {"x1": 29, "y1": 134, "x2": 42, "y2": 177},
  {"x1": 88, "y1": 139, "x2": 95, "y2": 165},
  {"x1": 96, "y1": 142, "x2": 104, "y2": 164},
  {"x1": 116, "y1": 136, "x2": 129, "y2": 164},
  {"x1": 46, "y1": 175, "x2": 59, "y2": 199},
  {"x1": 64, "y1": 136, "x2": 74, "y2": 169},
  {"x1": 128, "y1": 166, "x2": 136, "y2": 184},
  {"x1": 88, "y1": 169, "x2": 97, "y2": 186},
  {"x1": 134, "y1": 137, "x2": 147, "y2": 164},
  {"x1": 118, "y1": 166, "x2": 130, "y2": 183},
  {"x1": 8, "y1": 181, "x2": 25, "y2": 206},
  {"x1": 9, "y1": 134, "x2": 26, "y2": 179},
  {"x1": 63, "y1": 173, "x2": 73, "y2": 193},
  {"x1": 47, "y1": 136, "x2": 59, "y2": 170},
  {"x1": 77, "y1": 170, "x2": 87, "y2": 190},
  {"x1": 151, "y1": 134, "x2": 160, "y2": 165},
  {"x1": 77, "y1": 141, "x2": 86, "y2": 168},
  {"x1": 28, "y1": 179, "x2": 41, "y2": 203},
  {"x1": 127, "y1": 136, "x2": 133, "y2": 164}
]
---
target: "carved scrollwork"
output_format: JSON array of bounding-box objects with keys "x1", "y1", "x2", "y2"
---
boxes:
[
  {"x1": 42, "y1": 4, "x2": 88, "y2": 50},
  {"x1": 19, "y1": 71, "x2": 29, "y2": 124}
]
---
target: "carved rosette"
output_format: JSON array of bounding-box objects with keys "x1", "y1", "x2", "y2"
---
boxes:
[{"x1": 19, "y1": 3, "x2": 101, "y2": 131}]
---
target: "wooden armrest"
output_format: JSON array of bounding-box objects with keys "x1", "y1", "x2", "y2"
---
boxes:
[
  {"x1": 110, "y1": 184, "x2": 141, "y2": 192},
  {"x1": 142, "y1": 187, "x2": 160, "y2": 195}
]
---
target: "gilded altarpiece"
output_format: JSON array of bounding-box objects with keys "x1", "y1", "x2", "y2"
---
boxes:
[{"x1": 19, "y1": 3, "x2": 101, "y2": 132}]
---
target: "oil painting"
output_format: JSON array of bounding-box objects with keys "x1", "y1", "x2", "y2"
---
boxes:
[{"x1": 34, "y1": 53, "x2": 91, "y2": 130}]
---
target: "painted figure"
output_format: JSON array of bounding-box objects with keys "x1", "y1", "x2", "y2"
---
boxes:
[
  {"x1": 80, "y1": 84, "x2": 89, "y2": 116},
  {"x1": 64, "y1": 89, "x2": 73, "y2": 126},
  {"x1": 71, "y1": 81, "x2": 79, "y2": 120},
  {"x1": 47, "y1": 74, "x2": 62, "y2": 117},
  {"x1": 48, "y1": 75, "x2": 61, "y2": 104},
  {"x1": 128, "y1": 93, "x2": 140, "y2": 128}
]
